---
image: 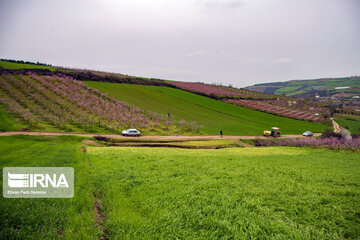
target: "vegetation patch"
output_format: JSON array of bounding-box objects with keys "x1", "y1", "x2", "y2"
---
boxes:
[
  {"x1": 335, "y1": 118, "x2": 360, "y2": 134},
  {"x1": 85, "y1": 82, "x2": 328, "y2": 135},
  {"x1": 87, "y1": 145, "x2": 360, "y2": 239},
  {"x1": 1, "y1": 135, "x2": 359, "y2": 239},
  {"x1": 251, "y1": 137, "x2": 360, "y2": 152},
  {"x1": 0, "y1": 135, "x2": 100, "y2": 239},
  {"x1": 0, "y1": 73, "x2": 199, "y2": 134},
  {"x1": 0, "y1": 60, "x2": 56, "y2": 71},
  {"x1": 0, "y1": 104, "x2": 26, "y2": 131}
]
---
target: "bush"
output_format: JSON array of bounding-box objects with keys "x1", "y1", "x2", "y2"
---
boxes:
[
  {"x1": 253, "y1": 137, "x2": 360, "y2": 152},
  {"x1": 320, "y1": 129, "x2": 341, "y2": 139},
  {"x1": 351, "y1": 133, "x2": 359, "y2": 139},
  {"x1": 94, "y1": 136, "x2": 109, "y2": 141},
  {"x1": 340, "y1": 127, "x2": 352, "y2": 140}
]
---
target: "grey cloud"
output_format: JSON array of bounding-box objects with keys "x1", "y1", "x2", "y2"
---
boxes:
[
  {"x1": 196, "y1": 0, "x2": 246, "y2": 9},
  {"x1": 269, "y1": 58, "x2": 295, "y2": 66},
  {"x1": 0, "y1": 0, "x2": 359, "y2": 87}
]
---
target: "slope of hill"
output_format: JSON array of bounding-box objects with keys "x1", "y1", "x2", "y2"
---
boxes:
[
  {"x1": 0, "y1": 60, "x2": 329, "y2": 135},
  {"x1": 1, "y1": 60, "x2": 331, "y2": 122},
  {"x1": 246, "y1": 76, "x2": 360, "y2": 98},
  {"x1": 169, "y1": 81, "x2": 328, "y2": 122},
  {"x1": 84, "y1": 81, "x2": 327, "y2": 135},
  {"x1": 0, "y1": 72, "x2": 199, "y2": 135}
]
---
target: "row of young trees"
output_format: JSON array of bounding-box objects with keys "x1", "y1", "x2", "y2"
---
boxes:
[
  {"x1": 0, "y1": 73, "x2": 200, "y2": 133},
  {"x1": 226, "y1": 99, "x2": 324, "y2": 122}
]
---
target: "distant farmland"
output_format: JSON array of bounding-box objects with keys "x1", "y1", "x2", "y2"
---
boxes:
[{"x1": 246, "y1": 76, "x2": 360, "y2": 98}]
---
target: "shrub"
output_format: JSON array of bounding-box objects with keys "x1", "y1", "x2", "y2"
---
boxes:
[
  {"x1": 351, "y1": 133, "x2": 359, "y2": 139},
  {"x1": 253, "y1": 137, "x2": 360, "y2": 152},
  {"x1": 340, "y1": 127, "x2": 352, "y2": 140},
  {"x1": 94, "y1": 136, "x2": 109, "y2": 141},
  {"x1": 320, "y1": 129, "x2": 341, "y2": 139}
]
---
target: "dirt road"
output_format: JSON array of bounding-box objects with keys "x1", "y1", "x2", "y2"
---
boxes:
[
  {"x1": 330, "y1": 118, "x2": 341, "y2": 133},
  {"x1": 0, "y1": 131, "x2": 320, "y2": 140}
]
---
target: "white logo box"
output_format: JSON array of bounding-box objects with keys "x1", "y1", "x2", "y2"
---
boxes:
[{"x1": 3, "y1": 167, "x2": 74, "y2": 198}]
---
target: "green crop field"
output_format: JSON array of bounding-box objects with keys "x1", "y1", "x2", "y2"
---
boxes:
[
  {"x1": 0, "y1": 61, "x2": 57, "y2": 71},
  {"x1": 1, "y1": 135, "x2": 359, "y2": 239},
  {"x1": 84, "y1": 82, "x2": 328, "y2": 135},
  {"x1": 274, "y1": 85, "x2": 302, "y2": 95}
]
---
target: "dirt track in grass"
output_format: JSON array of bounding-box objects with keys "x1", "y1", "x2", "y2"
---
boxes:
[{"x1": 330, "y1": 117, "x2": 341, "y2": 133}]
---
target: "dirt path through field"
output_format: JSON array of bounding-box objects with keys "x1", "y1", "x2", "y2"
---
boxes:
[
  {"x1": 0, "y1": 131, "x2": 320, "y2": 139},
  {"x1": 330, "y1": 118, "x2": 341, "y2": 133}
]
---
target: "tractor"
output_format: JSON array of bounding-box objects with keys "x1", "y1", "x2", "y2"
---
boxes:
[{"x1": 263, "y1": 127, "x2": 281, "y2": 137}]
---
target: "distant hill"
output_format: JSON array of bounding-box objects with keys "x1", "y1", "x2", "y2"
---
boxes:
[{"x1": 246, "y1": 77, "x2": 360, "y2": 99}]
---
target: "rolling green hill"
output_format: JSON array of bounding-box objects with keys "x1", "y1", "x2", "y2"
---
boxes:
[
  {"x1": 84, "y1": 81, "x2": 327, "y2": 135},
  {"x1": 246, "y1": 76, "x2": 360, "y2": 98},
  {"x1": 0, "y1": 60, "x2": 329, "y2": 135}
]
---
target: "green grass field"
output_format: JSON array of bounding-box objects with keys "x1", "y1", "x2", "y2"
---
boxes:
[
  {"x1": 0, "y1": 61, "x2": 57, "y2": 71},
  {"x1": 335, "y1": 118, "x2": 360, "y2": 134},
  {"x1": 0, "y1": 104, "x2": 26, "y2": 131},
  {"x1": 1, "y1": 135, "x2": 359, "y2": 239},
  {"x1": 0, "y1": 135, "x2": 98, "y2": 239},
  {"x1": 274, "y1": 85, "x2": 302, "y2": 95},
  {"x1": 84, "y1": 82, "x2": 328, "y2": 135}
]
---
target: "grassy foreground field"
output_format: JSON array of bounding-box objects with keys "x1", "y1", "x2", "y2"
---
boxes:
[
  {"x1": 0, "y1": 135, "x2": 98, "y2": 239},
  {"x1": 84, "y1": 82, "x2": 327, "y2": 135},
  {"x1": 1, "y1": 135, "x2": 359, "y2": 239}
]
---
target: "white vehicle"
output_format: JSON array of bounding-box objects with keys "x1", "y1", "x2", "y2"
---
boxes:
[
  {"x1": 302, "y1": 131, "x2": 313, "y2": 137},
  {"x1": 121, "y1": 129, "x2": 141, "y2": 137}
]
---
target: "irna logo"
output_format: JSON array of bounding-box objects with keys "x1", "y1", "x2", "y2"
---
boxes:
[
  {"x1": 3, "y1": 167, "x2": 74, "y2": 198},
  {"x1": 8, "y1": 172, "x2": 69, "y2": 188}
]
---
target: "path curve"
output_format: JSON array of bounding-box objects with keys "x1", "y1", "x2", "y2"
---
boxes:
[
  {"x1": 0, "y1": 131, "x2": 320, "y2": 140},
  {"x1": 330, "y1": 118, "x2": 341, "y2": 133}
]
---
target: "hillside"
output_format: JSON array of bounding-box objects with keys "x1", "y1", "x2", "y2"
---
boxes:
[
  {"x1": 84, "y1": 82, "x2": 327, "y2": 135},
  {"x1": 0, "y1": 72, "x2": 200, "y2": 135},
  {"x1": 246, "y1": 76, "x2": 360, "y2": 98},
  {"x1": 1, "y1": 60, "x2": 331, "y2": 123},
  {"x1": 169, "y1": 81, "x2": 328, "y2": 122},
  {"x1": 0, "y1": 60, "x2": 328, "y2": 135}
]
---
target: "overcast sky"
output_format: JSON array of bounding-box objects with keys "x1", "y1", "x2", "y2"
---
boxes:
[{"x1": 0, "y1": 0, "x2": 359, "y2": 87}]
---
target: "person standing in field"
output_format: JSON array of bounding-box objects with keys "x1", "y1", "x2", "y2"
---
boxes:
[{"x1": 220, "y1": 130, "x2": 223, "y2": 137}]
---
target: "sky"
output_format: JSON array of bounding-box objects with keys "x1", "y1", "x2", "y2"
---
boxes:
[{"x1": 0, "y1": 0, "x2": 359, "y2": 87}]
